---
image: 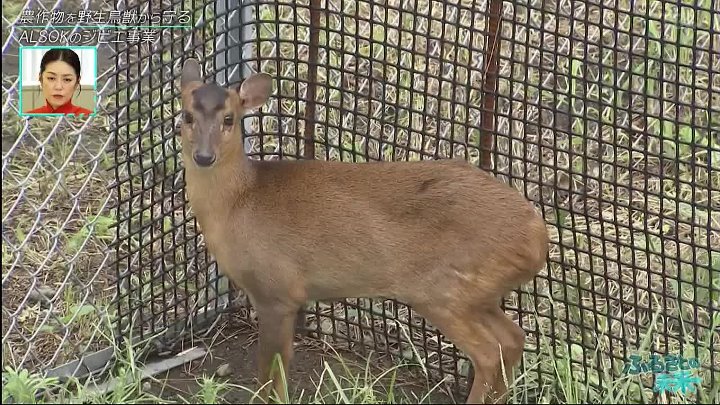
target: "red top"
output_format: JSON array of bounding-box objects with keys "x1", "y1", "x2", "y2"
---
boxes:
[{"x1": 26, "y1": 99, "x2": 93, "y2": 116}]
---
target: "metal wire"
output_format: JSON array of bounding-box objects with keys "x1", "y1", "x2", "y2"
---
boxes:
[{"x1": 2, "y1": 0, "x2": 120, "y2": 378}]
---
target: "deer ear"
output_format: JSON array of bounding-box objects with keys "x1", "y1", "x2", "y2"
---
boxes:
[
  {"x1": 236, "y1": 73, "x2": 272, "y2": 111},
  {"x1": 181, "y1": 59, "x2": 202, "y2": 90}
]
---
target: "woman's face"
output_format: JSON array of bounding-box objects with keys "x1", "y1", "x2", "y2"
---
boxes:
[{"x1": 39, "y1": 60, "x2": 79, "y2": 109}]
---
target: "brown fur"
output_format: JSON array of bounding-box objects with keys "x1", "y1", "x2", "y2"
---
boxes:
[{"x1": 179, "y1": 59, "x2": 550, "y2": 404}]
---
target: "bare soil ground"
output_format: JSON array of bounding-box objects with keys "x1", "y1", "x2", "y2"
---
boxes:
[{"x1": 146, "y1": 317, "x2": 458, "y2": 404}]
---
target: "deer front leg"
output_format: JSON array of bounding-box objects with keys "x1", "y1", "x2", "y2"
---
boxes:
[{"x1": 255, "y1": 301, "x2": 298, "y2": 404}]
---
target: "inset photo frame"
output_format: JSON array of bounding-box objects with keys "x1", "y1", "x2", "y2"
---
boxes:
[{"x1": 19, "y1": 46, "x2": 97, "y2": 117}]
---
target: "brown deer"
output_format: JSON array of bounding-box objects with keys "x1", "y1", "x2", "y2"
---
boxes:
[{"x1": 178, "y1": 58, "x2": 549, "y2": 404}]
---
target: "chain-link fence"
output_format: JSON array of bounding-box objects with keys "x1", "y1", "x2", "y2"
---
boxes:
[
  {"x1": 2, "y1": 0, "x2": 718, "y2": 403},
  {"x1": 2, "y1": 0, "x2": 125, "y2": 380}
]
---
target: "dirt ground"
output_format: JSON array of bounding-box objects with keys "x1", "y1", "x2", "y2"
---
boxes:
[{"x1": 145, "y1": 316, "x2": 460, "y2": 404}]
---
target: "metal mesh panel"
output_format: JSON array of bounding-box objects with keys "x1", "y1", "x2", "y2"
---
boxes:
[
  {"x1": 2, "y1": 0, "x2": 718, "y2": 402},
  {"x1": 108, "y1": 0, "x2": 269, "y2": 355},
  {"x1": 225, "y1": 1, "x2": 719, "y2": 401},
  {"x1": 109, "y1": 0, "x2": 224, "y2": 350}
]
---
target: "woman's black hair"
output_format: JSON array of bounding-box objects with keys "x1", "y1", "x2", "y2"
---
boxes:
[{"x1": 39, "y1": 48, "x2": 82, "y2": 95}]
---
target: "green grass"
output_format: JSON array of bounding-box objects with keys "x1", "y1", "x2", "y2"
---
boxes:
[
  {"x1": 3, "y1": 311, "x2": 717, "y2": 404},
  {"x1": 1, "y1": 315, "x2": 444, "y2": 404},
  {"x1": 2, "y1": 0, "x2": 719, "y2": 403}
]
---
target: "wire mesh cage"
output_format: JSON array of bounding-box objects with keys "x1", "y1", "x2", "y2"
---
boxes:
[{"x1": 2, "y1": 0, "x2": 718, "y2": 402}]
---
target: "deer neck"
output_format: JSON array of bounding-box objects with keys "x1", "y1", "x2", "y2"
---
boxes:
[{"x1": 184, "y1": 147, "x2": 255, "y2": 226}]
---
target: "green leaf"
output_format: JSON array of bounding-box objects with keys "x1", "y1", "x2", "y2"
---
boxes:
[
  {"x1": 67, "y1": 227, "x2": 90, "y2": 253},
  {"x1": 94, "y1": 215, "x2": 115, "y2": 239},
  {"x1": 372, "y1": 25, "x2": 385, "y2": 43},
  {"x1": 163, "y1": 216, "x2": 173, "y2": 234},
  {"x1": 14, "y1": 227, "x2": 26, "y2": 244},
  {"x1": 679, "y1": 125, "x2": 694, "y2": 144},
  {"x1": 661, "y1": 120, "x2": 677, "y2": 140},
  {"x1": 60, "y1": 304, "x2": 95, "y2": 325},
  {"x1": 711, "y1": 251, "x2": 720, "y2": 271},
  {"x1": 38, "y1": 324, "x2": 58, "y2": 334},
  {"x1": 570, "y1": 343, "x2": 584, "y2": 362}
]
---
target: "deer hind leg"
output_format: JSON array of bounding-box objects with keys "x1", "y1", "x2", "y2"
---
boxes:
[
  {"x1": 483, "y1": 307, "x2": 526, "y2": 403},
  {"x1": 414, "y1": 304, "x2": 521, "y2": 404},
  {"x1": 254, "y1": 301, "x2": 299, "y2": 404}
]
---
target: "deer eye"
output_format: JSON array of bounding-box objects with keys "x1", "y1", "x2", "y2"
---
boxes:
[
  {"x1": 184, "y1": 111, "x2": 194, "y2": 124},
  {"x1": 223, "y1": 114, "x2": 234, "y2": 126}
]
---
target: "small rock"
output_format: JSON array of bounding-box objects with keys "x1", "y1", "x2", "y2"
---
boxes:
[
  {"x1": 142, "y1": 381, "x2": 152, "y2": 391},
  {"x1": 27, "y1": 286, "x2": 56, "y2": 307},
  {"x1": 37, "y1": 286, "x2": 56, "y2": 298},
  {"x1": 216, "y1": 363, "x2": 232, "y2": 377}
]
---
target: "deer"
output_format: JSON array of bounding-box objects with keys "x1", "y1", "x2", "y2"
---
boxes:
[{"x1": 177, "y1": 58, "x2": 550, "y2": 404}]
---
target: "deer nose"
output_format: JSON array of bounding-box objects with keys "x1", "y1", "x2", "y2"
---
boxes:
[{"x1": 193, "y1": 152, "x2": 216, "y2": 167}]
